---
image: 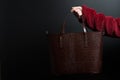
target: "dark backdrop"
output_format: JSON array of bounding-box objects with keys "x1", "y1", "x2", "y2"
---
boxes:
[{"x1": 1, "y1": 0, "x2": 120, "y2": 80}]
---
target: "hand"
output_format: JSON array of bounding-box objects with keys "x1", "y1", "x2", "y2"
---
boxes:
[{"x1": 71, "y1": 6, "x2": 82, "y2": 18}]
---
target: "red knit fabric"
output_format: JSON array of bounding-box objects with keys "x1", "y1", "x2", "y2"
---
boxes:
[{"x1": 81, "y1": 5, "x2": 120, "y2": 37}]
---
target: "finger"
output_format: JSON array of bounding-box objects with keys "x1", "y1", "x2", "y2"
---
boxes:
[
  {"x1": 71, "y1": 7, "x2": 76, "y2": 12},
  {"x1": 72, "y1": 6, "x2": 82, "y2": 10},
  {"x1": 71, "y1": 7, "x2": 82, "y2": 12}
]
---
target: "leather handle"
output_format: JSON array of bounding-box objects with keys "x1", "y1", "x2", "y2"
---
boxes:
[
  {"x1": 60, "y1": 13, "x2": 87, "y2": 34},
  {"x1": 81, "y1": 15, "x2": 87, "y2": 33},
  {"x1": 59, "y1": 13, "x2": 88, "y2": 48},
  {"x1": 81, "y1": 15, "x2": 88, "y2": 47}
]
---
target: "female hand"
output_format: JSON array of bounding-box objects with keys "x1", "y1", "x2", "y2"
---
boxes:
[{"x1": 71, "y1": 6, "x2": 82, "y2": 18}]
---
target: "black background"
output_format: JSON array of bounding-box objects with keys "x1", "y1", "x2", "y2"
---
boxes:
[{"x1": 1, "y1": 0, "x2": 120, "y2": 80}]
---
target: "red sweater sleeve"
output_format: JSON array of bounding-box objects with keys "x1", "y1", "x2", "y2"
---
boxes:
[{"x1": 81, "y1": 5, "x2": 120, "y2": 37}]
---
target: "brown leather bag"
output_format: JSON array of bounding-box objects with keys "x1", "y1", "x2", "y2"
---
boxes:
[{"x1": 48, "y1": 15, "x2": 103, "y2": 75}]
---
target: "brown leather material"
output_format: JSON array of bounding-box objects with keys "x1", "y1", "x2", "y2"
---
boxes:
[{"x1": 48, "y1": 15, "x2": 103, "y2": 75}]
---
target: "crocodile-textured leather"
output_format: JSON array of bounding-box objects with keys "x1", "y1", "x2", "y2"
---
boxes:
[{"x1": 48, "y1": 32, "x2": 103, "y2": 75}]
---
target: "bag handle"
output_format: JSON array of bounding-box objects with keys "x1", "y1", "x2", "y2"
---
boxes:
[
  {"x1": 59, "y1": 13, "x2": 88, "y2": 48},
  {"x1": 60, "y1": 13, "x2": 87, "y2": 34}
]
